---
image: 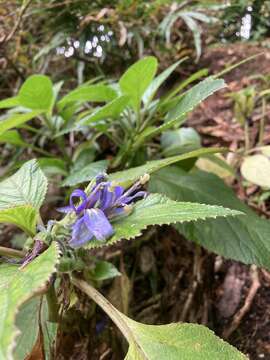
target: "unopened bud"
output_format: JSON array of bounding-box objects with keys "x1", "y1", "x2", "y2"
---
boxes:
[{"x1": 140, "y1": 173, "x2": 150, "y2": 185}]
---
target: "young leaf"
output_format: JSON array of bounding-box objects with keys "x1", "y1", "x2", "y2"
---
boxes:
[
  {"x1": 62, "y1": 160, "x2": 108, "y2": 187},
  {"x1": 149, "y1": 167, "x2": 270, "y2": 270},
  {"x1": 18, "y1": 75, "x2": 54, "y2": 112},
  {"x1": 0, "y1": 243, "x2": 60, "y2": 360},
  {"x1": 79, "y1": 95, "x2": 130, "y2": 125},
  {"x1": 0, "y1": 111, "x2": 42, "y2": 136},
  {"x1": 87, "y1": 193, "x2": 242, "y2": 249},
  {"x1": 109, "y1": 147, "x2": 226, "y2": 187},
  {"x1": 119, "y1": 57, "x2": 158, "y2": 112},
  {"x1": 0, "y1": 159, "x2": 47, "y2": 235},
  {"x1": 0, "y1": 96, "x2": 20, "y2": 109},
  {"x1": 142, "y1": 58, "x2": 187, "y2": 106},
  {"x1": 88, "y1": 260, "x2": 121, "y2": 281},
  {"x1": 57, "y1": 85, "x2": 117, "y2": 110}
]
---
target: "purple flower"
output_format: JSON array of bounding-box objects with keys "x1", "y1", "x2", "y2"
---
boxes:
[{"x1": 58, "y1": 174, "x2": 149, "y2": 247}]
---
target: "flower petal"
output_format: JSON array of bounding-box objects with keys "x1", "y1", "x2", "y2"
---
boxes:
[
  {"x1": 117, "y1": 191, "x2": 147, "y2": 206},
  {"x1": 57, "y1": 205, "x2": 74, "y2": 213},
  {"x1": 69, "y1": 217, "x2": 94, "y2": 247},
  {"x1": 70, "y1": 189, "x2": 88, "y2": 214},
  {"x1": 84, "y1": 209, "x2": 114, "y2": 241}
]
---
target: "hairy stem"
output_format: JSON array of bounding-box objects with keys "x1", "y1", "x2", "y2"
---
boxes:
[{"x1": 46, "y1": 283, "x2": 59, "y2": 322}]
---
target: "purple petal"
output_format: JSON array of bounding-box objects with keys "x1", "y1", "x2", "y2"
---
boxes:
[
  {"x1": 84, "y1": 209, "x2": 114, "y2": 241},
  {"x1": 99, "y1": 184, "x2": 114, "y2": 211},
  {"x1": 69, "y1": 217, "x2": 94, "y2": 247},
  {"x1": 70, "y1": 189, "x2": 88, "y2": 214},
  {"x1": 117, "y1": 191, "x2": 147, "y2": 206}
]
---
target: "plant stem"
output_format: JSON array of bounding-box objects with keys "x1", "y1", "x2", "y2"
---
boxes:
[
  {"x1": 71, "y1": 276, "x2": 133, "y2": 343},
  {"x1": 46, "y1": 283, "x2": 59, "y2": 322},
  {"x1": 259, "y1": 97, "x2": 266, "y2": 145},
  {"x1": 0, "y1": 246, "x2": 25, "y2": 258},
  {"x1": 244, "y1": 121, "x2": 250, "y2": 154}
]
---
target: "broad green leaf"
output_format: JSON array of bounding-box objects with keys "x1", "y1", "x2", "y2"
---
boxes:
[
  {"x1": 0, "y1": 96, "x2": 20, "y2": 109},
  {"x1": 14, "y1": 296, "x2": 57, "y2": 360},
  {"x1": 73, "y1": 279, "x2": 245, "y2": 360},
  {"x1": 0, "y1": 111, "x2": 42, "y2": 136},
  {"x1": 62, "y1": 160, "x2": 108, "y2": 187},
  {"x1": 166, "y1": 77, "x2": 226, "y2": 122},
  {"x1": 149, "y1": 167, "x2": 270, "y2": 269},
  {"x1": 79, "y1": 95, "x2": 130, "y2": 125},
  {"x1": 124, "y1": 320, "x2": 246, "y2": 360},
  {"x1": 58, "y1": 85, "x2": 117, "y2": 110},
  {"x1": 18, "y1": 75, "x2": 54, "y2": 111},
  {"x1": 142, "y1": 58, "x2": 187, "y2": 106},
  {"x1": 0, "y1": 243, "x2": 60, "y2": 360},
  {"x1": 0, "y1": 130, "x2": 28, "y2": 147},
  {"x1": 0, "y1": 160, "x2": 47, "y2": 234},
  {"x1": 109, "y1": 147, "x2": 226, "y2": 187},
  {"x1": 87, "y1": 193, "x2": 242, "y2": 249},
  {"x1": 119, "y1": 57, "x2": 158, "y2": 112},
  {"x1": 241, "y1": 154, "x2": 270, "y2": 188},
  {"x1": 161, "y1": 128, "x2": 201, "y2": 156}
]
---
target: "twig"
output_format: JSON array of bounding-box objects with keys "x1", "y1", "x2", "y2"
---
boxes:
[
  {"x1": 222, "y1": 265, "x2": 260, "y2": 339},
  {"x1": 1, "y1": 0, "x2": 33, "y2": 45}
]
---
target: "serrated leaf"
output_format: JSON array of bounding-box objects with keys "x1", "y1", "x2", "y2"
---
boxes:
[
  {"x1": 87, "y1": 193, "x2": 242, "y2": 249},
  {"x1": 79, "y1": 95, "x2": 130, "y2": 125},
  {"x1": 58, "y1": 85, "x2": 117, "y2": 110},
  {"x1": 0, "y1": 111, "x2": 42, "y2": 136},
  {"x1": 109, "y1": 147, "x2": 226, "y2": 187},
  {"x1": 73, "y1": 278, "x2": 246, "y2": 360},
  {"x1": 149, "y1": 167, "x2": 270, "y2": 269},
  {"x1": 124, "y1": 320, "x2": 246, "y2": 360},
  {"x1": 167, "y1": 77, "x2": 226, "y2": 122},
  {"x1": 18, "y1": 75, "x2": 54, "y2": 112},
  {"x1": 62, "y1": 160, "x2": 108, "y2": 187},
  {"x1": 119, "y1": 57, "x2": 158, "y2": 112},
  {"x1": 241, "y1": 154, "x2": 270, "y2": 188},
  {"x1": 0, "y1": 243, "x2": 60, "y2": 360},
  {"x1": 0, "y1": 160, "x2": 47, "y2": 234}
]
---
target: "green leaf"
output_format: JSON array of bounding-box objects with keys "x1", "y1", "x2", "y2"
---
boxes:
[
  {"x1": 241, "y1": 154, "x2": 270, "y2": 188},
  {"x1": 0, "y1": 96, "x2": 20, "y2": 109},
  {"x1": 142, "y1": 58, "x2": 187, "y2": 106},
  {"x1": 38, "y1": 157, "x2": 68, "y2": 176},
  {"x1": 0, "y1": 243, "x2": 60, "y2": 360},
  {"x1": 18, "y1": 75, "x2": 54, "y2": 111},
  {"x1": 87, "y1": 193, "x2": 242, "y2": 249},
  {"x1": 0, "y1": 130, "x2": 28, "y2": 147},
  {"x1": 149, "y1": 167, "x2": 270, "y2": 269},
  {"x1": 14, "y1": 296, "x2": 57, "y2": 360},
  {"x1": 166, "y1": 77, "x2": 226, "y2": 122},
  {"x1": 119, "y1": 57, "x2": 158, "y2": 112},
  {"x1": 0, "y1": 159, "x2": 47, "y2": 234},
  {"x1": 88, "y1": 260, "x2": 121, "y2": 281},
  {"x1": 0, "y1": 111, "x2": 42, "y2": 136},
  {"x1": 58, "y1": 85, "x2": 117, "y2": 110},
  {"x1": 161, "y1": 128, "x2": 201, "y2": 156},
  {"x1": 62, "y1": 160, "x2": 108, "y2": 187},
  {"x1": 109, "y1": 147, "x2": 226, "y2": 187},
  {"x1": 124, "y1": 320, "x2": 246, "y2": 360},
  {"x1": 79, "y1": 95, "x2": 130, "y2": 125}
]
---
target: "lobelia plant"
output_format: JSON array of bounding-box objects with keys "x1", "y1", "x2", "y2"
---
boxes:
[{"x1": 0, "y1": 159, "x2": 246, "y2": 359}]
